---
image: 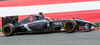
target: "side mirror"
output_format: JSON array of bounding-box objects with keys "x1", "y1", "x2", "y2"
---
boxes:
[
  {"x1": 73, "y1": 17, "x2": 74, "y2": 19},
  {"x1": 57, "y1": 18, "x2": 59, "y2": 20},
  {"x1": 52, "y1": 19, "x2": 54, "y2": 20}
]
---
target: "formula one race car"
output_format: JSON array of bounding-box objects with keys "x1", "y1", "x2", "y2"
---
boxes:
[{"x1": 2, "y1": 12, "x2": 98, "y2": 36}]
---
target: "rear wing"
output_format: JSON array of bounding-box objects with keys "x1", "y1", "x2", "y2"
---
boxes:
[{"x1": 2, "y1": 16, "x2": 18, "y2": 27}]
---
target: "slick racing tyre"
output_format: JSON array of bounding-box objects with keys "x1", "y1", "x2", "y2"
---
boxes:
[
  {"x1": 83, "y1": 24, "x2": 91, "y2": 32},
  {"x1": 64, "y1": 20, "x2": 77, "y2": 33},
  {"x1": 3, "y1": 24, "x2": 15, "y2": 36}
]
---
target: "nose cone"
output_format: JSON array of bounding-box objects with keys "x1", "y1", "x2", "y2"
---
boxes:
[{"x1": 91, "y1": 23, "x2": 98, "y2": 27}]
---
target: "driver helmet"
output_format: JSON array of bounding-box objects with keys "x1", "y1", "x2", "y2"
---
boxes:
[{"x1": 45, "y1": 17, "x2": 50, "y2": 21}]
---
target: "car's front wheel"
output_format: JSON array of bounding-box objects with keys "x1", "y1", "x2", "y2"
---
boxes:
[{"x1": 64, "y1": 20, "x2": 77, "y2": 33}]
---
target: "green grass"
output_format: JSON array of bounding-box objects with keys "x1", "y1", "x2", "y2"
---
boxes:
[
  {"x1": 94, "y1": 22, "x2": 100, "y2": 27},
  {"x1": 0, "y1": 28, "x2": 2, "y2": 32}
]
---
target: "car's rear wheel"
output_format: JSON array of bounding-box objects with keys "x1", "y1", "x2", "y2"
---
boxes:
[
  {"x1": 64, "y1": 20, "x2": 77, "y2": 33},
  {"x1": 3, "y1": 24, "x2": 15, "y2": 36}
]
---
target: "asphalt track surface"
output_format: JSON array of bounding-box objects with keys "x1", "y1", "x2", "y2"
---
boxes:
[{"x1": 0, "y1": 30, "x2": 100, "y2": 45}]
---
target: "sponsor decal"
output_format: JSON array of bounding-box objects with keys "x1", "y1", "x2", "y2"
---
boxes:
[{"x1": 54, "y1": 22, "x2": 62, "y2": 25}]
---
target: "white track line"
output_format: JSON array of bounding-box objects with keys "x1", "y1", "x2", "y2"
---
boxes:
[{"x1": 0, "y1": 1, "x2": 100, "y2": 17}]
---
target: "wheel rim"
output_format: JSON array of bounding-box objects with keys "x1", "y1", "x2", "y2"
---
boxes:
[
  {"x1": 3, "y1": 25, "x2": 13, "y2": 35},
  {"x1": 65, "y1": 22, "x2": 73, "y2": 31},
  {"x1": 64, "y1": 20, "x2": 75, "y2": 32},
  {"x1": 4, "y1": 27, "x2": 11, "y2": 34}
]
